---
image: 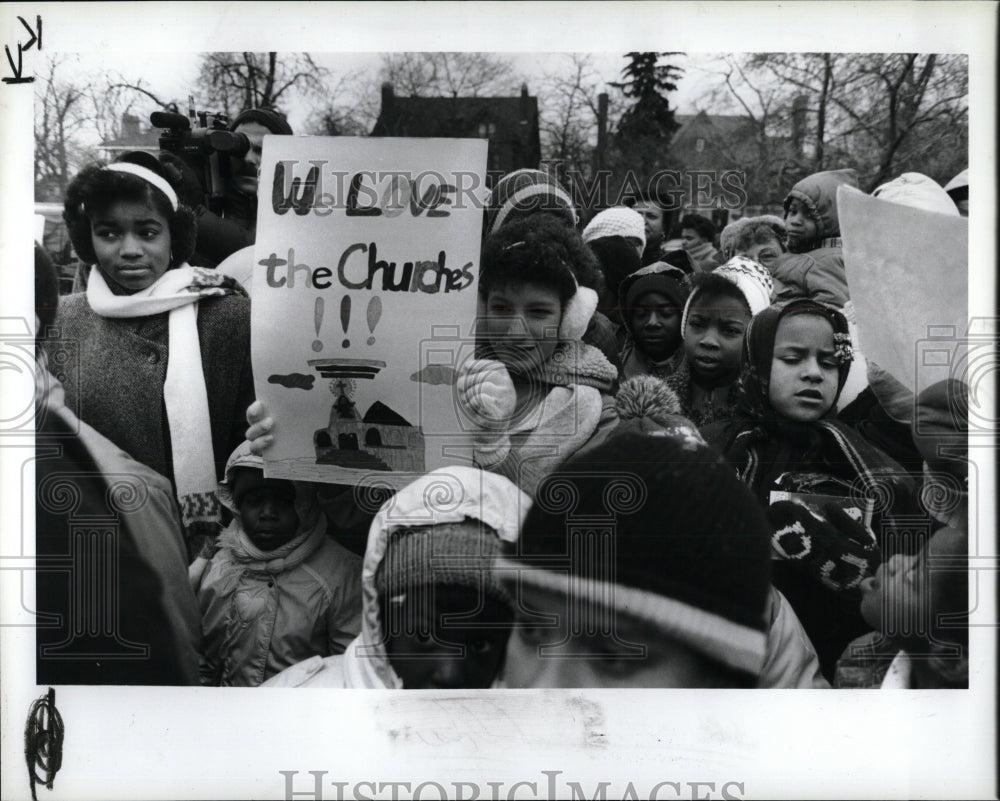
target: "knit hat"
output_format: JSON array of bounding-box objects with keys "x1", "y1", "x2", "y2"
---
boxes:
[
  {"x1": 872, "y1": 172, "x2": 960, "y2": 217},
  {"x1": 230, "y1": 107, "x2": 294, "y2": 135},
  {"x1": 614, "y1": 375, "x2": 706, "y2": 445},
  {"x1": 681, "y1": 255, "x2": 773, "y2": 335},
  {"x1": 497, "y1": 431, "x2": 772, "y2": 677},
  {"x1": 583, "y1": 207, "x2": 646, "y2": 251},
  {"x1": 370, "y1": 467, "x2": 529, "y2": 609},
  {"x1": 486, "y1": 169, "x2": 578, "y2": 236},
  {"x1": 622, "y1": 261, "x2": 690, "y2": 313}
]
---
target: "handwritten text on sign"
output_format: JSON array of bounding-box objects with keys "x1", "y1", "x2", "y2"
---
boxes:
[{"x1": 252, "y1": 137, "x2": 487, "y2": 487}]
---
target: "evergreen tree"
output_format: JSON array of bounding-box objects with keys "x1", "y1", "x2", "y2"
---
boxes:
[{"x1": 612, "y1": 52, "x2": 684, "y2": 142}]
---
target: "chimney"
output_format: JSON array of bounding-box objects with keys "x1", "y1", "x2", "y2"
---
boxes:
[
  {"x1": 791, "y1": 94, "x2": 808, "y2": 155},
  {"x1": 519, "y1": 83, "x2": 530, "y2": 123},
  {"x1": 381, "y1": 82, "x2": 395, "y2": 115},
  {"x1": 122, "y1": 113, "x2": 141, "y2": 139}
]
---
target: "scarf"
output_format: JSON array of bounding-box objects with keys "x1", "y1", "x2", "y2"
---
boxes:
[
  {"x1": 86, "y1": 264, "x2": 246, "y2": 530},
  {"x1": 710, "y1": 300, "x2": 902, "y2": 507}
]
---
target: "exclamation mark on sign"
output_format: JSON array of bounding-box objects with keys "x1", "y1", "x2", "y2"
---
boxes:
[
  {"x1": 340, "y1": 295, "x2": 351, "y2": 348},
  {"x1": 367, "y1": 297, "x2": 382, "y2": 346},
  {"x1": 312, "y1": 297, "x2": 324, "y2": 352}
]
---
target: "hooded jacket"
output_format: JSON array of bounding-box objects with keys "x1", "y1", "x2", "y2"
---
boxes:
[
  {"x1": 261, "y1": 467, "x2": 530, "y2": 688},
  {"x1": 616, "y1": 261, "x2": 691, "y2": 380},
  {"x1": 198, "y1": 443, "x2": 363, "y2": 686},
  {"x1": 772, "y1": 168, "x2": 859, "y2": 308}
]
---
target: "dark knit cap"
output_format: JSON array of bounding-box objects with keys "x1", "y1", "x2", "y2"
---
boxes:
[
  {"x1": 376, "y1": 521, "x2": 511, "y2": 606},
  {"x1": 622, "y1": 262, "x2": 690, "y2": 311},
  {"x1": 230, "y1": 108, "x2": 294, "y2": 136},
  {"x1": 912, "y1": 379, "x2": 969, "y2": 479},
  {"x1": 486, "y1": 169, "x2": 578, "y2": 237},
  {"x1": 499, "y1": 431, "x2": 772, "y2": 676}
]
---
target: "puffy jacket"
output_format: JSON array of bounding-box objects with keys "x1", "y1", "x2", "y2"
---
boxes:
[
  {"x1": 774, "y1": 168, "x2": 859, "y2": 307},
  {"x1": 198, "y1": 443, "x2": 362, "y2": 686}
]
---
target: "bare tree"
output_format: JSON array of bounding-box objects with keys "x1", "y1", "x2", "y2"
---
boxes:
[
  {"x1": 34, "y1": 56, "x2": 94, "y2": 200},
  {"x1": 379, "y1": 52, "x2": 519, "y2": 98},
  {"x1": 194, "y1": 52, "x2": 328, "y2": 117}
]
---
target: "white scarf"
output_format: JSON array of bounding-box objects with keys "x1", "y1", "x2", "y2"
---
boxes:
[{"x1": 87, "y1": 264, "x2": 238, "y2": 529}]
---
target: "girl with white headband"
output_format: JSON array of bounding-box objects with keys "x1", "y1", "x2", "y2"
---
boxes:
[{"x1": 51, "y1": 152, "x2": 255, "y2": 559}]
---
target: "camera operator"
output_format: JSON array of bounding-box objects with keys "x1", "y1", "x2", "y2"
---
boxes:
[{"x1": 161, "y1": 108, "x2": 293, "y2": 268}]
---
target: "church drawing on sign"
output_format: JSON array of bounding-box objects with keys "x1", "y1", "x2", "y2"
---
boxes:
[{"x1": 309, "y1": 358, "x2": 425, "y2": 473}]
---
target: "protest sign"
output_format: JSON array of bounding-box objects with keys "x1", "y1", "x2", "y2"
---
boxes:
[
  {"x1": 252, "y1": 136, "x2": 488, "y2": 487},
  {"x1": 839, "y1": 185, "x2": 969, "y2": 400}
]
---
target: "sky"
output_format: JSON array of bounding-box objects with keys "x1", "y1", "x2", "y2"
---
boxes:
[{"x1": 46, "y1": 50, "x2": 725, "y2": 142}]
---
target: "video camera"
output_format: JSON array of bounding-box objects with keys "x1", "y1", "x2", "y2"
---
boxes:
[{"x1": 150, "y1": 100, "x2": 251, "y2": 214}]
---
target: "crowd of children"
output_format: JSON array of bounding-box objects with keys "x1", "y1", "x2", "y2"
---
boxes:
[{"x1": 36, "y1": 144, "x2": 971, "y2": 691}]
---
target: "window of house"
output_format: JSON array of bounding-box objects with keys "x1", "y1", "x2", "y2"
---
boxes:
[
  {"x1": 478, "y1": 122, "x2": 497, "y2": 138},
  {"x1": 696, "y1": 137, "x2": 705, "y2": 152}
]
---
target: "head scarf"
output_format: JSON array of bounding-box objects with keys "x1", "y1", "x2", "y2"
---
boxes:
[{"x1": 737, "y1": 298, "x2": 854, "y2": 422}]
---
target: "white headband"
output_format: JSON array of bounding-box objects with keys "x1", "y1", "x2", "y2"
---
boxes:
[{"x1": 104, "y1": 162, "x2": 179, "y2": 211}]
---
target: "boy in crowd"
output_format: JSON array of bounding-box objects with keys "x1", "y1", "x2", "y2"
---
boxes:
[
  {"x1": 498, "y1": 431, "x2": 773, "y2": 688},
  {"x1": 617, "y1": 261, "x2": 691, "y2": 380},
  {"x1": 263, "y1": 467, "x2": 529, "y2": 688},
  {"x1": 680, "y1": 213, "x2": 723, "y2": 272},
  {"x1": 772, "y1": 168, "x2": 859, "y2": 308},
  {"x1": 835, "y1": 525, "x2": 968, "y2": 688},
  {"x1": 198, "y1": 442, "x2": 363, "y2": 686}
]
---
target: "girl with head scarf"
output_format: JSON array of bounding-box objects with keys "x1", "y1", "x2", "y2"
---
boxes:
[{"x1": 701, "y1": 299, "x2": 918, "y2": 679}]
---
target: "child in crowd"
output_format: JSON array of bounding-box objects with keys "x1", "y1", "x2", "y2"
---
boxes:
[
  {"x1": 263, "y1": 467, "x2": 528, "y2": 689},
  {"x1": 665, "y1": 256, "x2": 773, "y2": 426},
  {"x1": 680, "y1": 213, "x2": 723, "y2": 272},
  {"x1": 486, "y1": 170, "x2": 620, "y2": 368},
  {"x1": 627, "y1": 191, "x2": 674, "y2": 267},
  {"x1": 617, "y1": 261, "x2": 691, "y2": 380},
  {"x1": 772, "y1": 168, "x2": 859, "y2": 307},
  {"x1": 587, "y1": 234, "x2": 641, "y2": 336},
  {"x1": 52, "y1": 152, "x2": 254, "y2": 559},
  {"x1": 719, "y1": 215, "x2": 788, "y2": 298},
  {"x1": 610, "y1": 375, "x2": 829, "y2": 688},
  {"x1": 583, "y1": 206, "x2": 647, "y2": 259},
  {"x1": 498, "y1": 430, "x2": 774, "y2": 688},
  {"x1": 701, "y1": 299, "x2": 917, "y2": 679},
  {"x1": 198, "y1": 442, "x2": 363, "y2": 686},
  {"x1": 455, "y1": 214, "x2": 620, "y2": 497},
  {"x1": 835, "y1": 525, "x2": 968, "y2": 688}
]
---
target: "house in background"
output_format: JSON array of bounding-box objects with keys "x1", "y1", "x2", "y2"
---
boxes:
[
  {"x1": 372, "y1": 83, "x2": 541, "y2": 183},
  {"x1": 97, "y1": 113, "x2": 162, "y2": 158},
  {"x1": 668, "y1": 97, "x2": 808, "y2": 224}
]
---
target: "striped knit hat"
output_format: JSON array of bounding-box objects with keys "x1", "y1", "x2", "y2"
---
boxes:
[
  {"x1": 486, "y1": 169, "x2": 578, "y2": 237},
  {"x1": 497, "y1": 430, "x2": 772, "y2": 678},
  {"x1": 582, "y1": 207, "x2": 646, "y2": 251}
]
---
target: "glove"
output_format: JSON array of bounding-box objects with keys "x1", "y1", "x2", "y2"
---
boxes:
[
  {"x1": 768, "y1": 501, "x2": 881, "y2": 594},
  {"x1": 158, "y1": 151, "x2": 207, "y2": 211},
  {"x1": 456, "y1": 358, "x2": 517, "y2": 465}
]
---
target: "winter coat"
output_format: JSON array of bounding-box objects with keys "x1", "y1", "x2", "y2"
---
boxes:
[
  {"x1": 773, "y1": 169, "x2": 859, "y2": 308},
  {"x1": 759, "y1": 587, "x2": 829, "y2": 688},
  {"x1": 50, "y1": 292, "x2": 255, "y2": 492},
  {"x1": 261, "y1": 467, "x2": 529, "y2": 688},
  {"x1": 36, "y1": 371, "x2": 201, "y2": 684},
  {"x1": 198, "y1": 443, "x2": 363, "y2": 686}
]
